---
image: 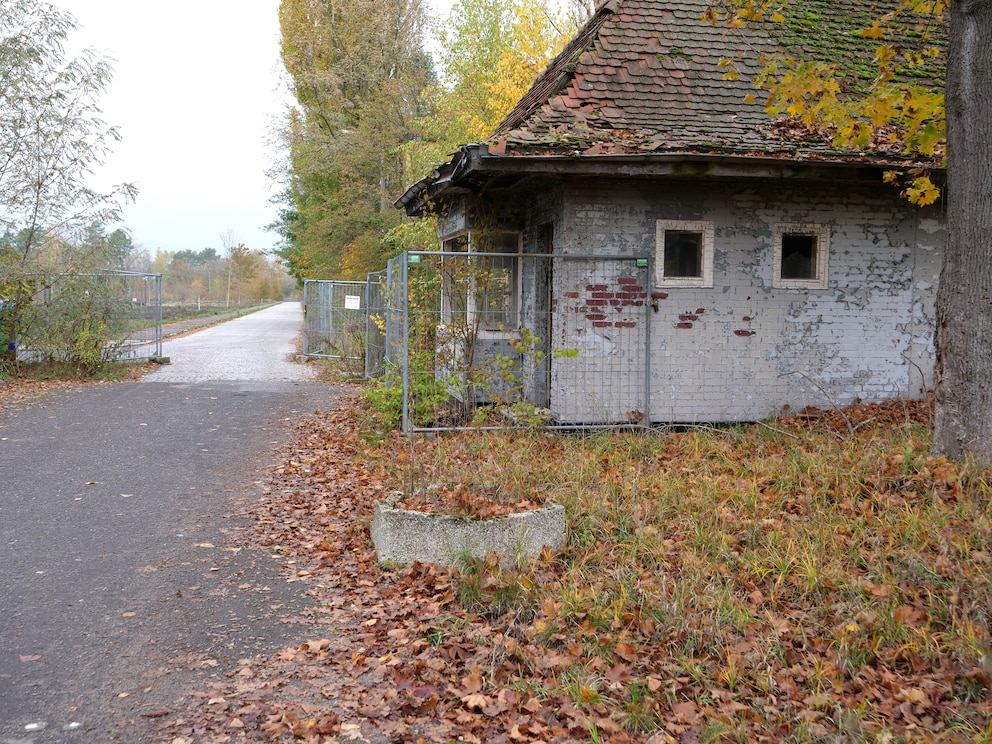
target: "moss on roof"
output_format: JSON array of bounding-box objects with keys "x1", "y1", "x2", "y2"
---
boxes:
[{"x1": 488, "y1": 0, "x2": 945, "y2": 164}]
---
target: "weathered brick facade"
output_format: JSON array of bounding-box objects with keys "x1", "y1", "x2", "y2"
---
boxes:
[{"x1": 437, "y1": 178, "x2": 944, "y2": 424}]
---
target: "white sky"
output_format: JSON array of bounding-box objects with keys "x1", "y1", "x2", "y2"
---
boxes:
[
  {"x1": 53, "y1": 0, "x2": 295, "y2": 256},
  {"x1": 53, "y1": 0, "x2": 459, "y2": 259}
]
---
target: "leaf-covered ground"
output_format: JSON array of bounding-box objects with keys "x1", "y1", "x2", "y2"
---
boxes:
[{"x1": 150, "y1": 392, "x2": 992, "y2": 742}]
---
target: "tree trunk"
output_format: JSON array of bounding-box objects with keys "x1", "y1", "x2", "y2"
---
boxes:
[{"x1": 933, "y1": 0, "x2": 992, "y2": 463}]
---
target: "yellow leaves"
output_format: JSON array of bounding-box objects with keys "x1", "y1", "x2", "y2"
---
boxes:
[
  {"x1": 722, "y1": 0, "x2": 946, "y2": 210},
  {"x1": 905, "y1": 175, "x2": 940, "y2": 205},
  {"x1": 860, "y1": 21, "x2": 887, "y2": 40},
  {"x1": 435, "y1": 0, "x2": 572, "y2": 144}
]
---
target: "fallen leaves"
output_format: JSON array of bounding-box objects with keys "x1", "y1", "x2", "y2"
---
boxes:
[{"x1": 158, "y1": 392, "x2": 992, "y2": 743}]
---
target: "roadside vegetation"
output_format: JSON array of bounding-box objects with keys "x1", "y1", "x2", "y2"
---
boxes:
[{"x1": 175, "y1": 388, "x2": 992, "y2": 743}]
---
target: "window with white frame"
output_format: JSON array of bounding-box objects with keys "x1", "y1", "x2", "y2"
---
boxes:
[
  {"x1": 655, "y1": 219, "x2": 714, "y2": 288},
  {"x1": 773, "y1": 223, "x2": 830, "y2": 289},
  {"x1": 441, "y1": 231, "x2": 520, "y2": 331}
]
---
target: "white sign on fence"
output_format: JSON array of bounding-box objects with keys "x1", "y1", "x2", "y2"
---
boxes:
[{"x1": 345, "y1": 295, "x2": 361, "y2": 310}]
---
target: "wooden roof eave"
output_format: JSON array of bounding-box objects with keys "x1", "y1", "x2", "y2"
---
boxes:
[
  {"x1": 397, "y1": 143, "x2": 944, "y2": 216},
  {"x1": 463, "y1": 144, "x2": 943, "y2": 181}
]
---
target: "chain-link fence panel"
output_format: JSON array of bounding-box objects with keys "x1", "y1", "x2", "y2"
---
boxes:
[
  {"x1": 302, "y1": 279, "x2": 368, "y2": 365},
  {"x1": 381, "y1": 251, "x2": 652, "y2": 432},
  {"x1": 3, "y1": 271, "x2": 162, "y2": 366}
]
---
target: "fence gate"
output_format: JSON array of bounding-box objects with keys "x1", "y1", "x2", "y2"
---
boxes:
[
  {"x1": 378, "y1": 251, "x2": 652, "y2": 432},
  {"x1": 302, "y1": 279, "x2": 368, "y2": 359},
  {"x1": 112, "y1": 271, "x2": 164, "y2": 361},
  {"x1": 6, "y1": 270, "x2": 163, "y2": 362}
]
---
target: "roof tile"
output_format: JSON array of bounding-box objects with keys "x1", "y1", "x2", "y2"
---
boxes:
[{"x1": 488, "y1": 0, "x2": 944, "y2": 165}]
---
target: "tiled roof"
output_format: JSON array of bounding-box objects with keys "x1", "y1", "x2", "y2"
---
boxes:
[
  {"x1": 395, "y1": 0, "x2": 945, "y2": 214},
  {"x1": 489, "y1": 0, "x2": 945, "y2": 163}
]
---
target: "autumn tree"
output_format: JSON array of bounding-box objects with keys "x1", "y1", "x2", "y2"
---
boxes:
[
  {"x1": 426, "y1": 0, "x2": 575, "y2": 154},
  {"x1": 0, "y1": 0, "x2": 135, "y2": 273},
  {"x1": 274, "y1": 0, "x2": 434, "y2": 281},
  {"x1": 367, "y1": 0, "x2": 579, "y2": 271},
  {"x1": 0, "y1": 0, "x2": 135, "y2": 364},
  {"x1": 709, "y1": 0, "x2": 992, "y2": 464},
  {"x1": 272, "y1": 0, "x2": 581, "y2": 283}
]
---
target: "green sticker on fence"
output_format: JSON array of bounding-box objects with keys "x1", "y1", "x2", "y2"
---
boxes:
[{"x1": 408, "y1": 254, "x2": 421, "y2": 264}]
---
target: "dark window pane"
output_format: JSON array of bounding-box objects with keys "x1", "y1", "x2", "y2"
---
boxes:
[
  {"x1": 444, "y1": 235, "x2": 468, "y2": 253},
  {"x1": 781, "y1": 234, "x2": 817, "y2": 279},
  {"x1": 664, "y1": 231, "x2": 702, "y2": 278}
]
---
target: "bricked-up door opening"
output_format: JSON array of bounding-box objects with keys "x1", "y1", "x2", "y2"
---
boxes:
[{"x1": 550, "y1": 256, "x2": 652, "y2": 425}]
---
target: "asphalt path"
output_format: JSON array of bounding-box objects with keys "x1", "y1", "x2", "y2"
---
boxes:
[{"x1": 0, "y1": 302, "x2": 333, "y2": 743}]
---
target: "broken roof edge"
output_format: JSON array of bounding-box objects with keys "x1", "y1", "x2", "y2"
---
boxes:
[
  {"x1": 492, "y1": 0, "x2": 619, "y2": 138},
  {"x1": 394, "y1": 148, "x2": 468, "y2": 215},
  {"x1": 395, "y1": 143, "x2": 944, "y2": 217}
]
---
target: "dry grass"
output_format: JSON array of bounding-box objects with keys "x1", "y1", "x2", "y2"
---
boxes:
[{"x1": 360, "y1": 399, "x2": 992, "y2": 740}]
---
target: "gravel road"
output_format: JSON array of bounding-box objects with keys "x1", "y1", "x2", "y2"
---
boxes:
[{"x1": 0, "y1": 302, "x2": 333, "y2": 743}]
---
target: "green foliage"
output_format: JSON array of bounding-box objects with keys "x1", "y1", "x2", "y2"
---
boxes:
[
  {"x1": 9, "y1": 273, "x2": 128, "y2": 373},
  {"x1": 275, "y1": 0, "x2": 435, "y2": 282},
  {"x1": 0, "y1": 0, "x2": 137, "y2": 271},
  {"x1": 172, "y1": 247, "x2": 219, "y2": 266},
  {"x1": 706, "y1": 0, "x2": 946, "y2": 202},
  {"x1": 0, "y1": 0, "x2": 140, "y2": 376},
  {"x1": 273, "y1": 0, "x2": 577, "y2": 282},
  {"x1": 362, "y1": 362, "x2": 448, "y2": 429},
  {"x1": 429, "y1": 0, "x2": 571, "y2": 144}
]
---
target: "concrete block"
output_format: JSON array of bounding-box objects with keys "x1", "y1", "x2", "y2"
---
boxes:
[{"x1": 370, "y1": 500, "x2": 566, "y2": 567}]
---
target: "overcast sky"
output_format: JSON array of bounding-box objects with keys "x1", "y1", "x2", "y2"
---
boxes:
[
  {"x1": 53, "y1": 0, "x2": 294, "y2": 256},
  {"x1": 53, "y1": 1, "x2": 460, "y2": 259}
]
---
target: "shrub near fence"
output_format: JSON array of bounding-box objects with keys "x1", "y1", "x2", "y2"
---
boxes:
[{"x1": 2, "y1": 271, "x2": 162, "y2": 370}]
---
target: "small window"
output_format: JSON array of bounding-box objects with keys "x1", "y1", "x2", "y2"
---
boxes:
[
  {"x1": 774, "y1": 223, "x2": 830, "y2": 289},
  {"x1": 655, "y1": 220, "x2": 714, "y2": 288},
  {"x1": 441, "y1": 231, "x2": 520, "y2": 331},
  {"x1": 664, "y1": 231, "x2": 702, "y2": 277}
]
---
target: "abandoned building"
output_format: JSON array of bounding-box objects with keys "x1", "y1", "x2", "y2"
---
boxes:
[{"x1": 396, "y1": 0, "x2": 945, "y2": 425}]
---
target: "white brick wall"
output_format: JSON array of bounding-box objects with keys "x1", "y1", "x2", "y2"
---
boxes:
[{"x1": 546, "y1": 179, "x2": 944, "y2": 423}]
